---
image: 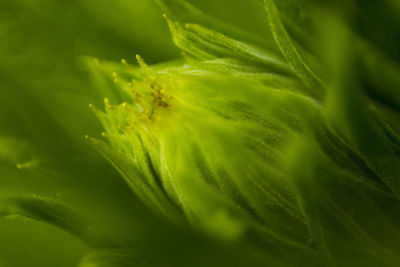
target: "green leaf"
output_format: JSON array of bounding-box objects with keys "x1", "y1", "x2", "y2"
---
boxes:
[
  {"x1": 264, "y1": 0, "x2": 325, "y2": 99},
  {"x1": 0, "y1": 195, "x2": 115, "y2": 248}
]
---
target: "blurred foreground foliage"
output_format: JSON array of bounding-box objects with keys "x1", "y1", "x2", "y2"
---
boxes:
[{"x1": 0, "y1": 0, "x2": 400, "y2": 266}]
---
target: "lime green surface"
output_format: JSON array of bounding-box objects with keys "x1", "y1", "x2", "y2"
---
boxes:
[{"x1": 1, "y1": 0, "x2": 400, "y2": 266}]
